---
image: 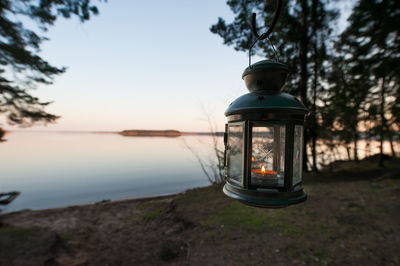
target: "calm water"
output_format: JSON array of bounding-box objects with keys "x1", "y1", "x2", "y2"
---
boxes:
[
  {"x1": 2, "y1": 132, "x2": 398, "y2": 213},
  {"x1": 1, "y1": 132, "x2": 214, "y2": 212},
  {"x1": 311, "y1": 139, "x2": 400, "y2": 168}
]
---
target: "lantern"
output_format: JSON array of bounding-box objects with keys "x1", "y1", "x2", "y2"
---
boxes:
[{"x1": 223, "y1": 60, "x2": 309, "y2": 208}]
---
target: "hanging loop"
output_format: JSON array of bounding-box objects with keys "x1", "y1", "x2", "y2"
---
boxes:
[
  {"x1": 249, "y1": 0, "x2": 283, "y2": 66},
  {"x1": 251, "y1": 0, "x2": 282, "y2": 41}
]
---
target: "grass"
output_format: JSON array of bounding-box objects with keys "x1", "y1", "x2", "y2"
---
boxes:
[
  {"x1": 1, "y1": 158, "x2": 399, "y2": 265},
  {"x1": 159, "y1": 240, "x2": 182, "y2": 261},
  {"x1": 142, "y1": 207, "x2": 165, "y2": 221},
  {"x1": 207, "y1": 202, "x2": 298, "y2": 234},
  {"x1": 168, "y1": 159, "x2": 400, "y2": 264},
  {"x1": 0, "y1": 226, "x2": 59, "y2": 265},
  {"x1": 59, "y1": 231, "x2": 76, "y2": 241},
  {"x1": 0, "y1": 226, "x2": 37, "y2": 239}
]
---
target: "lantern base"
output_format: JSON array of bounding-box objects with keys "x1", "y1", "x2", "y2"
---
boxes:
[{"x1": 223, "y1": 182, "x2": 307, "y2": 208}]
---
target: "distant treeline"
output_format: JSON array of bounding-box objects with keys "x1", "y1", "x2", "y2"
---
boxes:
[
  {"x1": 119, "y1": 130, "x2": 224, "y2": 137},
  {"x1": 120, "y1": 130, "x2": 182, "y2": 137}
]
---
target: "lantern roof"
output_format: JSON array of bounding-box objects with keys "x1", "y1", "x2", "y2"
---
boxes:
[
  {"x1": 226, "y1": 59, "x2": 308, "y2": 116},
  {"x1": 225, "y1": 91, "x2": 308, "y2": 116},
  {"x1": 242, "y1": 60, "x2": 289, "y2": 92},
  {"x1": 242, "y1": 60, "x2": 289, "y2": 77}
]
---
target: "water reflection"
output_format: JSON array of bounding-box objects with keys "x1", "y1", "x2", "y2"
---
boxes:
[
  {"x1": 310, "y1": 140, "x2": 400, "y2": 168},
  {"x1": 0, "y1": 132, "x2": 212, "y2": 212},
  {"x1": 1, "y1": 132, "x2": 398, "y2": 212}
]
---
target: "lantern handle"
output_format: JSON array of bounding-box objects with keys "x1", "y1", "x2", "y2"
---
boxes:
[
  {"x1": 249, "y1": 0, "x2": 283, "y2": 65},
  {"x1": 251, "y1": 0, "x2": 282, "y2": 41}
]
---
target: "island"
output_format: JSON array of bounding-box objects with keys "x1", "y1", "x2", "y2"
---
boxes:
[
  {"x1": 119, "y1": 129, "x2": 224, "y2": 137},
  {"x1": 119, "y1": 130, "x2": 182, "y2": 137}
]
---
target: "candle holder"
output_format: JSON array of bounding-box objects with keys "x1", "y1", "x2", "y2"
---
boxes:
[{"x1": 223, "y1": 60, "x2": 309, "y2": 208}]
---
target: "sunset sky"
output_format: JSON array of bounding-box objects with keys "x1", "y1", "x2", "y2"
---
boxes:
[{"x1": 11, "y1": 0, "x2": 352, "y2": 132}]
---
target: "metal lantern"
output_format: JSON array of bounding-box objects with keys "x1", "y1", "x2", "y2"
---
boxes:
[{"x1": 223, "y1": 60, "x2": 309, "y2": 208}]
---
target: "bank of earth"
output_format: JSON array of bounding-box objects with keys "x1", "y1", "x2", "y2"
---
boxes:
[{"x1": 1, "y1": 158, "x2": 400, "y2": 265}]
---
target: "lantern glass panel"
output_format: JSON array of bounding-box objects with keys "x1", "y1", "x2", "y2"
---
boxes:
[
  {"x1": 251, "y1": 125, "x2": 285, "y2": 187},
  {"x1": 293, "y1": 125, "x2": 303, "y2": 186},
  {"x1": 227, "y1": 124, "x2": 244, "y2": 184}
]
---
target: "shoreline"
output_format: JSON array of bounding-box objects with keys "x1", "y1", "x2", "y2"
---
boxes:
[
  {"x1": 1, "y1": 160, "x2": 399, "y2": 265},
  {"x1": 2, "y1": 192, "x2": 181, "y2": 215}
]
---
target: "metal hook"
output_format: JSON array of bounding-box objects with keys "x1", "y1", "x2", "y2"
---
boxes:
[
  {"x1": 251, "y1": 0, "x2": 282, "y2": 41},
  {"x1": 249, "y1": 0, "x2": 283, "y2": 66}
]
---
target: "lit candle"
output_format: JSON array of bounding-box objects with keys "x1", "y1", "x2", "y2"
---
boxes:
[
  {"x1": 261, "y1": 165, "x2": 266, "y2": 174},
  {"x1": 251, "y1": 165, "x2": 277, "y2": 175}
]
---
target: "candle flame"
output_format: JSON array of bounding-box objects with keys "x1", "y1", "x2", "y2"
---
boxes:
[
  {"x1": 261, "y1": 165, "x2": 266, "y2": 174},
  {"x1": 251, "y1": 156, "x2": 255, "y2": 162},
  {"x1": 251, "y1": 166, "x2": 277, "y2": 175}
]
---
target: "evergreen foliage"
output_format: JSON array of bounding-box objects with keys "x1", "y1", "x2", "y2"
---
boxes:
[
  {"x1": 0, "y1": 0, "x2": 101, "y2": 126},
  {"x1": 211, "y1": 0, "x2": 338, "y2": 171},
  {"x1": 339, "y1": 0, "x2": 400, "y2": 165},
  {"x1": 212, "y1": 0, "x2": 399, "y2": 167}
]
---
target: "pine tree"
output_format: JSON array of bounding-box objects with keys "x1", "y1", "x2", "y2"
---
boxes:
[
  {"x1": 0, "y1": 0, "x2": 101, "y2": 126},
  {"x1": 210, "y1": 0, "x2": 338, "y2": 171},
  {"x1": 340, "y1": 0, "x2": 400, "y2": 165},
  {"x1": 323, "y1": 54, "x2": 371, "y2": 162}
]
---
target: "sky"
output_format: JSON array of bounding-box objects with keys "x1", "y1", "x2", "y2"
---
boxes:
[{"x1": 12, "y1": 0, "x2": 353, "y2": 132}]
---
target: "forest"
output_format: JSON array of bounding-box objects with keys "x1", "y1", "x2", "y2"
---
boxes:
[{"x1": 211, "y1": 0, "x2": 399, "y2": 171}]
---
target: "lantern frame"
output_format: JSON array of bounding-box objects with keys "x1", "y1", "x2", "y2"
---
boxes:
[{"x1": 222, "y1": 60, "x2": 309, "y2": 208}]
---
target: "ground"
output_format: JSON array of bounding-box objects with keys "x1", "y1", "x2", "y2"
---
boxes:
[{"x1": 1, "y1": 159, "x2": 400, "y2": 265}]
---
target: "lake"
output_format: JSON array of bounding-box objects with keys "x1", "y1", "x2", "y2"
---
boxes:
[
  {"x1": 1, "y1": 131, "x2": 398, "y2": 213},
  {"x1": 1, "y1": 132, "x2": 215, "y2": 212}
]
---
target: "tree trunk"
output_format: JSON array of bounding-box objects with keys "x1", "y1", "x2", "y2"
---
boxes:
[
  {"x1": 389, "y1": 135, "x2": 397, "y2": 159},
  {"x1": 353, "y1": 130, "x2": 359, "y2": 162},
  {"x1": 299, "y1": 0, "x2": 309, "y2": 172},
  {"x1": 379, "y1": 136, "x2": 384, "y2": 166},
  {"x1": 379, "y1": 77, "x2": 386, "y2": 167},
  {"x1": 311, "y1": 0, "x2": 318, "y2": 172},
  {"x1": 299, "y1": 0, "x2": 309, "y2": 104},
  {"x1": 311, "y1": 134, "x2": 318, "y2": 171},
  {"x1": 346, "y1": 145, "x2": 351, "y2": 161}
]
